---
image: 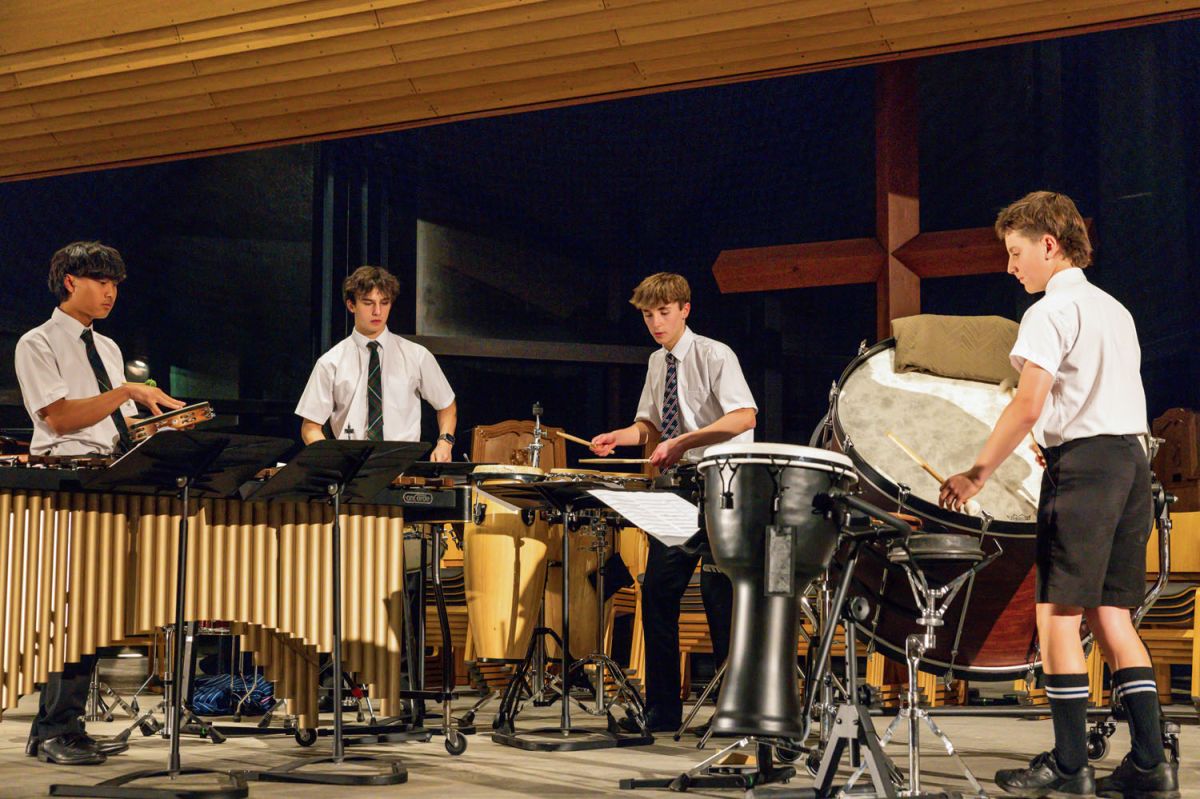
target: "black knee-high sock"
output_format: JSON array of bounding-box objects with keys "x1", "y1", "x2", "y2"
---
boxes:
[
  {"x1": 1112, "y1": 666, "x2": 1166, "y2": 768},
  {"x1": 1045, "y1": 673, "x2": 1090, "y2": 773}
]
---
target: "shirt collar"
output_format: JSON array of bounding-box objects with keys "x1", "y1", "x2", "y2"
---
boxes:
[
  {"x1": 351, "y1": 328, "x2": 388, "y2": 350},
  {"x1": 665, "y1": 327, "x2": 695, "y2": 361},
  {"x1": 52, "y1": 306, "x2": 90, "y2": 337},
  {"x1": 1045, "y1": 267, "x2": 1086, "y2": 294}
]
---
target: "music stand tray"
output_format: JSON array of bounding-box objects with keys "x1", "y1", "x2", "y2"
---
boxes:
[
  {"x1": 483, "y1": 480, "x2": 654, "y2": 752},
  {"x1": 51, "y1": 431, "x2": 292, "y2": 799},
  {"x1": 240, "y1": 440, "x2": 428, "y2": 786}
]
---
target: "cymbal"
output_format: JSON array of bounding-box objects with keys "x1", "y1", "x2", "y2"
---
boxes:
[{"x1": 578, "y1": 458, "x2": 650, "y2": 464}]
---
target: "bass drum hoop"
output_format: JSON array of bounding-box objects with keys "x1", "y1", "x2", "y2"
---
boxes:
[{"x1": 827, "y1": 338, "x2": 1035, "y2": 539}]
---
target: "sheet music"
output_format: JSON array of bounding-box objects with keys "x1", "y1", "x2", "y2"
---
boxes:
[{"x1": 588, "y1": 489, "x2": 699, "y2": 546}]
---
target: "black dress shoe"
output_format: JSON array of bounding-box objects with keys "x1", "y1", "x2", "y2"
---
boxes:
[
  {"x1": 84, "y1": 733, "x2": 130, "y2": 756},
  {"x1": 1097, "y1": 754, "x2": 1180, "y2": 799},
  {"x1": 37, "y1": 732, "x2": 106, "y2": 765},
  {"x1": 25, "y1": 733, "x2": 39, "y2": 757},
  {"x1": 995, "y1": 751, "x2": 1096, "y2": 797},
  {"x1": 618, "y1": 706, "x2": 681, "y2": 734}
]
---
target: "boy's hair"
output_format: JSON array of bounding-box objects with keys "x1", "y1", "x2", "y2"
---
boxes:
[
  {"x1": 994, "y1": 191, "x2": 1093, "y2": 267},
  {"x1": 49, "y1": 241, "x2": 127, "y2": 301},
  {"x1": 343, "y1": 265, "x2": 400, "y2": 304},
  {"x1": 629, "y1": 272, "x2": 690, "y2": 310}
]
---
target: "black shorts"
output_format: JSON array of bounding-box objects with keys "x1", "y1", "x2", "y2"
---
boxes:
[{"x1": 1036, "y1": 434, "x2": 1151, "y2": 608}]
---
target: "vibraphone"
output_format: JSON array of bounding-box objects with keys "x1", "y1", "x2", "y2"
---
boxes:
[{"x1": 0, "y1": 464, "x2": 426, "y2": 730}]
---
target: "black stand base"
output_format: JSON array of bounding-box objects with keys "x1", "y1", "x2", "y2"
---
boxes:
[
  {"x1": 244, "y1": 754, "x2": 407, "y2": 786},
  {"x1": 49, "y1": 768, "x2": 249, "y2": 799},
  {"x1": 493, "y1": 726, "x2": 653, "y2": 752},
  {"x1": 618, "y1": 741, "x2": 794, "y2": 792}
]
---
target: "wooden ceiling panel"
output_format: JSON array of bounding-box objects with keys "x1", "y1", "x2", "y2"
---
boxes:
[{"x1": 0, "y1": 0, "x2": 1197, "y2": 180}]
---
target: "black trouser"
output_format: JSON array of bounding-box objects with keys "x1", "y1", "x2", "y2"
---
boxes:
[
  {"x1": 30, "y1": 654, "x2": 96, "y2": 741},
  {"x1": 641, "y1": 536, "x2": 732, "y2": 716}
]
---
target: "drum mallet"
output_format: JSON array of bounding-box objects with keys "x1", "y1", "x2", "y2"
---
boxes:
[{"x1": 886, "y1": 432, "x2": 981, "y2": 516}]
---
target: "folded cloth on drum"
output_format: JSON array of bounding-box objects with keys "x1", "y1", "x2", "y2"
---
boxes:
[{"x1": 891, "y1": 314, "x2": 1019, "y2": 385}]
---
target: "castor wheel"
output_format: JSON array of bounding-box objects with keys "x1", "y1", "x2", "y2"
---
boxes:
[
  {"x1": 1086, "y1": 732, "x2": 1108, "y2": 761},
  {"x1": 294, "y1": 728, "x2": 318, "y2": 747},
  {"x1": 775, "y1": 739, "x2": 803, "y2": 763},
  {"x1": 444, "y1": 730, "x2": 467, "y2": 756},
  {"x1": 805, "y1": 751, "x2": 822, "y2": 777}
]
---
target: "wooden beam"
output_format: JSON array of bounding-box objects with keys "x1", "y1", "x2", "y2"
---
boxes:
[
  {"x1": 875, "y1": 60, "x2": 920, "y2": 341},
  {"x1": 893, "y1": 226, "x2": 1008, "y2": 278},
  {"x1": 712, "y1": 238, "x2": 886, "y2": 293}
]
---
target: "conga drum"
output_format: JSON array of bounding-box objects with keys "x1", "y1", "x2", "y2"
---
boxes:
[
  {"x1": 463, "y1": 465, "x2": 551, "y2": 661},
  {"x1": 699, "y1": 443, "x2": 856, "y2": 739}
]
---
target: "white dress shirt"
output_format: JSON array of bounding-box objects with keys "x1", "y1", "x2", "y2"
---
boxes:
[
  {"x1": 14, "y1": 307, "x2": 137, "y2": 456},
  {"x1": 1010, "y1": 268, "x2": 1148, "y2": 448},
  {"x1": 295, "y1": 328, "x2": 455, "y2": 442},
  {"x1": 635, "y1": 327, "x2": 758, "y2": 461}
]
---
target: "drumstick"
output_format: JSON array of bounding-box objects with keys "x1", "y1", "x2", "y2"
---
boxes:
[
  {"x1": 886, "y1": 432, "x2": 946, "y2": 483},
  {"x1": 885, "y1": 431, "x2": 982, "y2": 516},
  {"x1": 579, "y1": 457, "x2": 651, "y2": 465},
  {"x1": 556, "y1": 430, "x2": 595, "y2": 448}
]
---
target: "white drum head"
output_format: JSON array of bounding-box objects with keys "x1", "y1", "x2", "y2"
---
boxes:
[
  {"x1": 837, "y1": 347, "x2": 1040, "y2": 523},
  {"x1": 700, "y1": 442, "x2": 855, "y2": 475}
]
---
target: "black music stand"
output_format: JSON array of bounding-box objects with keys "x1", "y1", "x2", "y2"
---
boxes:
[
  {"x1": 241, "y1": 440, "x2": 428, "y2": 786},
  {"x1": 51, "y1": 431, "x2": 292, "y2": 799},
  {"x1": 485, "y1": 480, "x2": 654, "y2": 752}
]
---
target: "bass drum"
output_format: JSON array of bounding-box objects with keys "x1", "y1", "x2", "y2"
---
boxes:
[{"x1": 818, "y1": 339, "x2": 1044, "y2": 681}]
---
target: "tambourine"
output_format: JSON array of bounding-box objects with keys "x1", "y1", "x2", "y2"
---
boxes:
[{"x1": 128, "y1": 401, "x2": 215, "y2": 442}]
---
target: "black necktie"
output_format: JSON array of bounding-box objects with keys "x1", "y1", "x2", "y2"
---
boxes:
[
  {"x1": 80, "y1": 329, "x2": 133, "y2": 453},
  {"x1": 366, "y1": 341, "x2": 383, "y2": 441},
  {"x1": 661, "y1": 352, "x2": 680, "y2": 439}
]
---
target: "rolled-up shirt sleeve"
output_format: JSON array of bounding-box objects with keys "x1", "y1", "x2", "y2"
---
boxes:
[
  {"x1": 1010, "y1": 303, "x2": 1077, "y2": 377},
  {"x1": 15, "y1": 334, "x2": 68, "y2": 417},
  {"x1": 294, "y1": 360, "x2": 335, "y2": 425}
]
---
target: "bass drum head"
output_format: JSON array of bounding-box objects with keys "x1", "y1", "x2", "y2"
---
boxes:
[{"x1": 825, "y1": 339, "x2": 1044, "y2": 681}]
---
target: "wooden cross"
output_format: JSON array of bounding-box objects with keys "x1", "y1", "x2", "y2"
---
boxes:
[{"x1": 711, "y1": 62, "x2": 1010, "y2": 341}]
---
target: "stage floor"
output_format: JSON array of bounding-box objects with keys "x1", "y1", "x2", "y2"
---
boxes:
[{"x1": 1, "y1": 692, "x2": 1195, "y2": 798}]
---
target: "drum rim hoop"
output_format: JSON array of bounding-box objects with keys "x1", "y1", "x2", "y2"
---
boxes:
[
  {"x1": 697, "y1": 454, "x2": 858, "y2": 482},
  {"x1": 829, "y1": 338, "x2": 1036, "y2": 537},
  {"x1": 701, "y1": 442, "x2": 854, "y2": 470}
]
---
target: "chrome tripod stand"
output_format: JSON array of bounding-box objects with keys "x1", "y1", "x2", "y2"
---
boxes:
[{"x1": 843, "y1": 532, "x2": 1001, "y2": 798}]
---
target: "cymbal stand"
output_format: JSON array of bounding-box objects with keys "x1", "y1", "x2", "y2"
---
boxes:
[{"x1": 527, "y1": 401, "x2": 547, "y2": 469}]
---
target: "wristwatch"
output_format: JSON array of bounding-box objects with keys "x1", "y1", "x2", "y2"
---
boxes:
[{"x1": 437, "y1": 433, "x2": 456, "y2": 445}]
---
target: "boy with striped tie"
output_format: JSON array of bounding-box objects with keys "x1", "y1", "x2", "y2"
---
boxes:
[
  {"x1": 590, "y1": 272, "x2": 757, "y2": 732},
  {"x1": 296, "y1": 266, "x2": 457, "y2": 460}
]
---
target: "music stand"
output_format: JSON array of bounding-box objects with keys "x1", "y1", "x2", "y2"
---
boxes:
[
  {"x1": 51, "y1": 431, "x2": 292, "y2": 799},
  {"x1": 241, "y1": 440, "x2": 428, "y2": 786},
  {"x1": 485, "y1": 480, "x2": 654, "y2": 752}
]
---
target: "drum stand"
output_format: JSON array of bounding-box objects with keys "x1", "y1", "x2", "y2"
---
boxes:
[
  {"x1": 492, "y1": 491, "x2": 653, "y2": 751},
  {"x1": 842, "y1": 536, "x2": 999, "y2": 799},
  {"x1": 387, "y1": 521, "x2": 482, "y2": 755}
]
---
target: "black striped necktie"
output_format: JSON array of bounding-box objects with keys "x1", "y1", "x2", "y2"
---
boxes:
[
  {"x1": 661, "y1": 352, "x2": 680, "y2": 439},
  {"x1": 366, "y1": 340, "x2": 384, "y2": 441},
  {"x1": 80, "y1": 329, "x2": 133, "y2": 454}
]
